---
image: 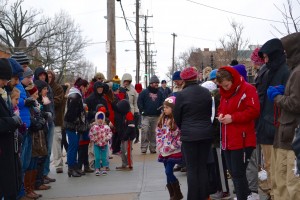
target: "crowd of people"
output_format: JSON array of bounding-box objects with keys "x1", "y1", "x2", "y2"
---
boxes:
[{"x1": 0, "y1": 32, "x2": 300, "y2": 200}]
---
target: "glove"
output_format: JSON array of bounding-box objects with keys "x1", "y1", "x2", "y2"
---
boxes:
[
  {"x1": 12, "y1": 115, "x2": 22, "y2": 127},
  {"x1": 267, "y1": 86, "x2": 281, "y2": 102},
  {"x1": 274, "y1": 85, "x2": 285, "y2": 95},
  {"x1": 24, "y1": 97, "x2": 36, "y2": 107}
]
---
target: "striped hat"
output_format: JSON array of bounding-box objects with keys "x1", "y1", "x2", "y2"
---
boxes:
[{"x1": 11, "y1": 52, "x2": 30, "y2": 66}]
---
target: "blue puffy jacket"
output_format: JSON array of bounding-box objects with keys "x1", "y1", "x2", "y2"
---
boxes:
[{"x1": 15, "y1": 83, "x2": 31, "y2": 128}]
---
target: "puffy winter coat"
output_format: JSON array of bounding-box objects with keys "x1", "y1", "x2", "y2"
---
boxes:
[{"x1": 218, "y1": 67, "x2": 260, "y2": 150}]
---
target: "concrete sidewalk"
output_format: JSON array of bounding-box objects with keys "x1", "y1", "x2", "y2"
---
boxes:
[{"x1": 40, "y1": 142, "x2": 188, "y2": 200}]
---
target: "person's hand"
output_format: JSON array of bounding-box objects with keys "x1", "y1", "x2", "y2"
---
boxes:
[
  {"x1": 12, "y1": 115, "x2": 22, "y2": 127},
  {"x1": 109, "y1": 122, "x2": 114, "y2": 128},
  {"x1": 24, "y1": 97, "x2": 36, "y2": 107},
  {"x1": 218, "y1": 114, "x2": 232, "y2": 124}
]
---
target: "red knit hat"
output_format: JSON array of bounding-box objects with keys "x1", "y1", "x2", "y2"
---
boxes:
[
  {"x1": 180, "y1": 67, "x2": 198, "y2": 81},
  {"x1": 250, "y1": 48, "x2": 264, "y2": 66}
]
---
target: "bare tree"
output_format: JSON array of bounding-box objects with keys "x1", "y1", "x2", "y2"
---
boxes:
[
  {"x1": 219, "y1": 20, "x2": 249, "y2": 64},
  {"x1": 0, "y1": 0, "x2": 57, "y2": 53},
  {"x1": 272, "y1": 0, "x2": 300, "y2": 36},
  {"x1": 35, "y1": 11, "x2": 89, "y2": 83}
]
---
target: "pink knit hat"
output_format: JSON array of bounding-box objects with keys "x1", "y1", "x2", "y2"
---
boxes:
[
  {"x1": 164, "y1": 96, "x2": 176, "y2": 109},
  {"x1": 180, "y1": 67, "x2": 198, "y2": 81},
  {"x1": 250, "y1": 48, "x2": 265, "y2": 66}
]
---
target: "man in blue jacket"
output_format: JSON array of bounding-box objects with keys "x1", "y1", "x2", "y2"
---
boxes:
[{"x1": 138, "y1": 75, "x2": 164, "y2": 154}]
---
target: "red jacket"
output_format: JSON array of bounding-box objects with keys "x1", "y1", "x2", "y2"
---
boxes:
[{"x1": 218, "y1": 67, "x2": 260, "y2": 150}]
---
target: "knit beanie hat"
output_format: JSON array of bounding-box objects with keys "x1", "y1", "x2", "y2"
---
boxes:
[
  {"x1": 172, "y1": 71, "x2": 181, "y2": 81},
  {"x1": 149, "y1": 75, "x2": 159, "y2": 84},
  {"x1": 135, "y1": 83, "x2": 142, "y2": 93},
  {"x1": 164, "y1": 96, "x2": 176, "y2": 109},
  {"x1": 112, "y1": 75, "x2": 121, "y2": 84},
  {"x1": 23, "y1": 67, "x2": 33, "y2": 78},
  {"x1": 209, "y1": 69, "x2": 217, "y2": 80},
  {"x1": 161, "y1": 80, "x2": 166, "y2": 84},
  {"x1": 26, "y1": 84, "x2": 38, "y2": 95},
  {"x1": 233, "y1": 64, "x2": 248, "y2": 82},
  {"x1": 96, "y1": 104, "x2": 107, "y2": 113},
  {"x1": 201, "y1": 81, "x2": 217, "y2": 92},
  {"x1": 34, "y1": 80, "x2": 48, "y2": 93},
  {"x1": 8, "y1": 58, "x2": 24, "y2": 78},
  {"x1": 250, "y1": 48, "x2": 264, "y2": 66},
  {"x1": 11, "y1": 52, "x2": 30, "y2": 66},
  {"x1": 180, "y1": 67, "x2": 197, "y2": 81},
  {"x1": 0, "y1": 58, "x2": 12, "y2": 80},
  {"x1": 112, "y1": 83, "x2": 120, "y2": 91}
]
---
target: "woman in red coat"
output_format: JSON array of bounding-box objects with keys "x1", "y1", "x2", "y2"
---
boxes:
[{"x1": 216, "y1": 66, "x2": 260, "y2": 200}]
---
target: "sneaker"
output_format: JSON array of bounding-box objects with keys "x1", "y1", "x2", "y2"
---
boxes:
[
  {"x1": 101, "y1": 170, "x2": 107, "y2": 176},
  {"x1": 233, "y1": 193, "x2": 259, "y2": 200},
  {"x1": 95, "y1": 169, "x2": 101, "y2": 176},
  {"x1": 247, "y1": 192, "x2": 259, "y2": 200},
  {"x1": 210, "y1": 191, "x2": 231, "y2": 199}
]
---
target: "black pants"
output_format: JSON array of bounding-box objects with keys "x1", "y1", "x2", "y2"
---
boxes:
[
  {"x1": 78, "y1": 144, "x2": 89, "y2": 169},
  {"x1": 61, "y1": 128, "x2": 68, "y2": 152},
  {"x1": 224, "y1": 148, "x2": 253, "y2": 200},
  {"x1": 112, "y1": 132, "x2": 121, "y2": 154},
  {"x1": 182, "y1": 140, "x2": 212, "y2": 200}
]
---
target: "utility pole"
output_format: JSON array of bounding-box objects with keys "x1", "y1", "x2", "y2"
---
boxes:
[
  {"x1": 143, "y1": 13, "x2": 153, "y2": 87},
  {"x1": 171, "y1": 33, "x2": 177, "y2": 89},
  {"x1": 135, "y1": 0, "x2": 140, "y2": 84},
  {"x1": 107, "y1": 0, "x2": 116, "y2": 80}
]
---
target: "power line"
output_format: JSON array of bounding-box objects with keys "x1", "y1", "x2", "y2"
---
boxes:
[
  {"x1": 186, "y1": 0, "x2": 291, "y2": 24},
  {"x1": 117, "y1": 1, "x2": 136, "y2": 42}
]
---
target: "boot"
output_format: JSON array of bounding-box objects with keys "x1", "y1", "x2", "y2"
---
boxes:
[
  {"x1": 171, "y1": 181, "x2": 183, "y2": 200},
  {"x1": 24, "y1": 171, "x2": 39, "y2": 199},
  {"x1": 84, "y1": 165, "x2": 94, "y2": 173},
  {"x1": 31, "y1": 170, "x2": 42, "y2": 198},
  {"x1": 166, "y1": 183, "x2": 174, "y2": 200},
  {"x1": 68, "y1": 167, "x2": 81, "y2": 177}
]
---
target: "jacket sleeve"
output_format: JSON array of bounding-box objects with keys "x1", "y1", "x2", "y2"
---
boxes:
[
  {"x1": 133, "y1": 90, "x2": 139, "y2": 113},
  {"x1": 173, "y1": 93, "x2": 183, "y2": 129},
  {"x1": 137, "y1": 90, "x2": 145, "y2": 113},
  {"x1": 231, "y1": 86, "x2": 260, "y2": 123},
  {"x1": 16, "y1": 84, "x2": 26, "y2": 109},
  {"x1": 275, "y1": 70, "x2": 300, "y2": 114},
  {"x1": 53, "y1": 85, "x2": 64, "y2": 106}
]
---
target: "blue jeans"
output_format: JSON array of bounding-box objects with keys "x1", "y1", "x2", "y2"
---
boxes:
[
  {"x1": 21, "y1": 132, "x2": 32, "y2": 173},
  {"x1": 94, "y1": 145, "x2": 108, "y2": 169},
  {"x1": 164, "y1": 162, "x2": 177, "y2": 184},
  {"x1": 66, "y1": 130, "x2": 80, "y2": 168},
  {"x1": 43, "y1": 121, "x2": 55, "y2": 176}
]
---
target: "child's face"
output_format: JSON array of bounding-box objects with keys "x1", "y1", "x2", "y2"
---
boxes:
[
  {"x1": 41, "y1": 87, "x2": 48, "y2": 97},
  {"x1": 11, "y1": 95, "x2": 20, "y2": 107},
  {"x1": 97, "y1": 118, "x2": 103, "y2": 124},
  {"x1": 31, "y1": 91, "x2": 39, "y2": 100},
  {"x1": 163, "y1": 105, "x2": 172, "y2": 116}
]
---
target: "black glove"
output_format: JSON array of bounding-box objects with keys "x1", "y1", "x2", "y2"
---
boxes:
[
  {"x1": 12, "y1": 115, "x2": 22, "y2": 127},
  {"x1": 24, "y1": 97, "x2": 36, "y2": 107}
]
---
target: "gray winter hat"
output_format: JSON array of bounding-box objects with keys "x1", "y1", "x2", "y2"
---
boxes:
[
  {"x1": 149, "y1": 75, "x2": 159, "y2": 84},
  {"x1": 23, "y1": 67, "x2": 33, "y2": 78}
]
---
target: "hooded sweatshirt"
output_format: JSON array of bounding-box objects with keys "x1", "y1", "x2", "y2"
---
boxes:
[
  {"x1": 47, "y1": 70, "x2": 64, "y2": 126},
  {"x1": 121, "y1": 73, "x2": 139, "y2": 114}
]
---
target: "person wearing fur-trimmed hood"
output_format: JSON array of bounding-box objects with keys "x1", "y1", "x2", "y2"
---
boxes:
[{"x1": 89, "y1": 111, "x2": 112, "y2": 176}]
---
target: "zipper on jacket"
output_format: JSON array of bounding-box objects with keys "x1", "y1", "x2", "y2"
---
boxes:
[{"x1": 243, "y1": 132, "x2": 246, "y2": 163}]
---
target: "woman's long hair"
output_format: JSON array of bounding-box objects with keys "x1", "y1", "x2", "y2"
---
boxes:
[{"x1": 157, "y1": 104, "x2": 177, "y2": 131}]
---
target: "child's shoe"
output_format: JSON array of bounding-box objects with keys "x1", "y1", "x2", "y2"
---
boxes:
[
  {"x1": 101, "y1": 170, "x2": 108, "y2": 176},
  {"x1": 95, "y1": 169, "x2": 101, "y2": 176}
]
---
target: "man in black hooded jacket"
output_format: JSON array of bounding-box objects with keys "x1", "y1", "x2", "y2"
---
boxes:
[{"x1": 256, "y1": 38, "x2": 290, "y2": 198}]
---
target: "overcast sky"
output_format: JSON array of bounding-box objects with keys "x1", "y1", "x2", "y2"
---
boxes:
[{"x1": 22, "y1": 0, "x2": 299, "y2": 84}]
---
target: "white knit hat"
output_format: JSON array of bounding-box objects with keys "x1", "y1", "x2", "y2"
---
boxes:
[{"x1": 201, "y1": 81, "x2": 217, "y2": 92}]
